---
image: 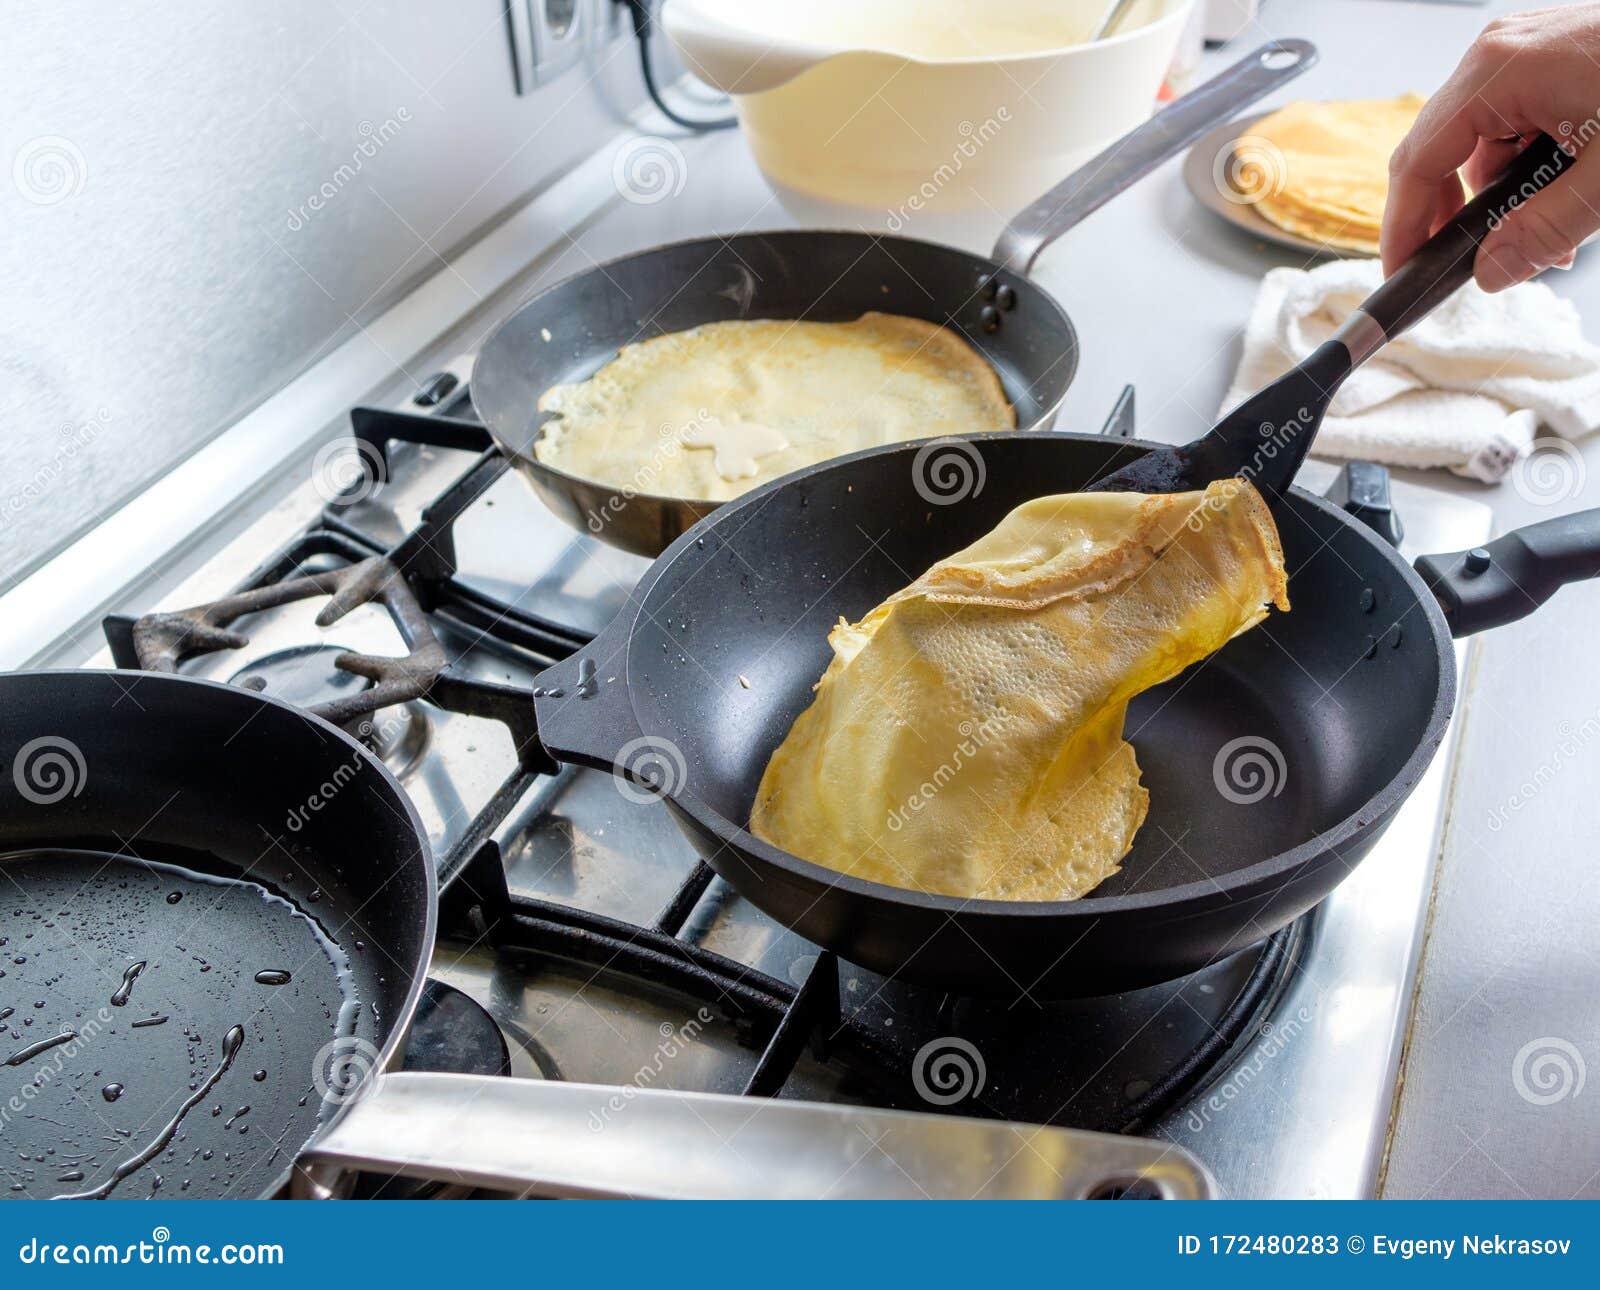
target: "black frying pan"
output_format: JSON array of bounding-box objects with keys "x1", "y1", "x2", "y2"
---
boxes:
[
  {"x1": 527, "y1": 133, "x2": 1600, "y2": 998},
  {"x1": 0, "y1": 671, "x2": 433, "y2": 1199},
  {"x1": 471, "y1": 39, "x2": 1317, "y2": 557}
]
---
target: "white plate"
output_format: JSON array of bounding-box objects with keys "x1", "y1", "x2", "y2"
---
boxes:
[{"x1": 1181, "y1": 110, "x2": 1376, "y2": 259}]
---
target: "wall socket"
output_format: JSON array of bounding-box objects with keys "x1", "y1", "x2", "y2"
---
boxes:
[{"x1": 507, "y1": 0, "x2": 630, "y2": 94}]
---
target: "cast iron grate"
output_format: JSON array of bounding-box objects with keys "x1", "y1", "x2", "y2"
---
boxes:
[{"x1": 102, "y1": 380, "x2": 1302, "y2": 1137}]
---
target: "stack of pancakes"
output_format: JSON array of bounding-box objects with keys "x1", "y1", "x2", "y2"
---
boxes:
[{"x1": 1237, "y1": 93, "x2": 1425, "y2": 255}]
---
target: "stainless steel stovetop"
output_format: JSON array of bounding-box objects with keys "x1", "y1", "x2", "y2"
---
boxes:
[{"x1": 82, "y1": 372, "x2": 1492, "y2": 1199}]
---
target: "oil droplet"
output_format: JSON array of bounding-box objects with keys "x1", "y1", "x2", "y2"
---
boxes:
[
  {"x1": 131, "y1": 1015, "x2": 168, "y2": 1029},
  {"x1": 111, "y1": 960, "x2": 146, "y2": 1007},
  {"x1": 4, "y1": 1029, "x2": 76, "y2": 1067},
  {"x1": 254, "y1": 969, "x2": 291, "y2": 986},
  {"x1": 252, "y1": 1070, "x2": 266, "y2": 1082},
  {"x1": 54, "y1": 1024, "x2": 244, "y2": 1200},
  {"x1": 102, "y1": 1083, "x2": 124, "y2": 1103},
  {"x1": 166, "y1": 891, "x2": 183, "y2": 904}
]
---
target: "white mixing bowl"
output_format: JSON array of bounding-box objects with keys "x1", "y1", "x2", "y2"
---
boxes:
[{"x1": 664, "y1": 0, "x2": 1195, "y2": 249}]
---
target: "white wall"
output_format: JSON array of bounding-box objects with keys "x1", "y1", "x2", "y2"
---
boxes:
[{"x1": 0, "y1": 0, "x2": 645, "y2": 582}]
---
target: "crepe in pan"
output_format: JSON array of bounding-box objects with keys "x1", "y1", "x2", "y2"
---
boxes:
[
  {"x1": 750, "y1": 480, "x2": 1290, "y2": 903},
  {"x1": 533, "y1": 312, "x2": 1014, "y2": 502}
]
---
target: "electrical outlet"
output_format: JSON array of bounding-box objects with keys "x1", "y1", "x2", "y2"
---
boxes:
[{"x1": 508, "y1": 0, "x2": 621, "y2": 94}]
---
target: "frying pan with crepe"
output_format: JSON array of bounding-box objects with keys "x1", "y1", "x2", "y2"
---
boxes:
[
  {"x1": 471, "y1": 40, "x2": 1318, "y2": 557},
  {"x1": 528, "y1": 132, "x2": 1600, "y2": 998}
]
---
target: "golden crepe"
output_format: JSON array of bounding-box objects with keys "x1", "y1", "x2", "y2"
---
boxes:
[
  {"x1": 534, "y1": 313, "x2": 1014, "y2": 501},
  {"x1": 750, "y1": 481, "x2": 1289, "y2": 902},
  {"x1": 1235, "y1": 94, "x2": 1425, "y2": 255}
]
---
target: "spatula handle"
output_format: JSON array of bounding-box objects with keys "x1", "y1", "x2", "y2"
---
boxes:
[{"x1": 1338, "y1": 132, "x2": 1575, "y2": 363}]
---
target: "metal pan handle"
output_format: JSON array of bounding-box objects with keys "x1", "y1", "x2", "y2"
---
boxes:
[
  {"x1": 291, "y1": 1071, "x2": 1214, "y2": 1199},
  {"x1": 992, "y1": 38, "x2": 1318, "y2": 275},
  {"x1": 1416, "y1": 505, "x2": 1600, "y2": 636}
]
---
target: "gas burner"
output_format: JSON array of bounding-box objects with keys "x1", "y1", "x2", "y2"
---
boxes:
[
  {"x1": 230, "y1": 643, "x2": 372, "y2": 710},
  {"x1": 228, "y1": 646, "x2": 432, "y2": 777},
  {"x1": 402, "y1": 979, "x2": 512, "y2": 1079},
  {"x1": 349, "y1": 980, "x2": 511, "y2": 1199},
  {"x1": 362, "y1": 702, "x2": 431, "y2": 779},
  {"x1": 130, "y1": 554, "x2": 447, "y2": 726}
]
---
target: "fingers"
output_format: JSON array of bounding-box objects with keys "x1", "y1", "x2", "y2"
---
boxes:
[
  {"x1": 1382, "y1": 103, "x2": 1481, "y2": 274},
  {"x1": 1462, "y1": 135, "x2": 1528, "y2": 195},
  {"x1": 1475, "y1": 144, "x2": 1600, "y2": 290},
  {"x1": 1381, "y1": 30, "x2": 1538, "y2": 273}
]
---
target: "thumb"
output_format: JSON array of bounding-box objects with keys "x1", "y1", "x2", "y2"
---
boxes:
[{"x1": 1475, "y1": 143, "x2": 1600, "y2": 292}]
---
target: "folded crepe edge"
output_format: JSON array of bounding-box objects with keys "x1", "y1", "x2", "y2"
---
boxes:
[{"x1": 886, "y1": 479, "x2": 1289, "y2": 613}]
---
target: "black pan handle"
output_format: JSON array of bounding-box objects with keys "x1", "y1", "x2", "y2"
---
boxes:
[
  {"x1": 991, "y1": 38, "x2": 1318, "y2": 275},
  {"x1": 531, "y1": 612, "x2": 639, "y2": 774},
  {"x1": 1336, "y1": 133, "x2": 1575, "y2": 362},
  {"x1": 1416, "y1": 506, "x2": 1600, "y2": 636}
]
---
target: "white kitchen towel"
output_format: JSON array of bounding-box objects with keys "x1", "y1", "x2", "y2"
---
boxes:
[{"x1": 1219, "y1": 258, "x2": 1600, "y2": 482}]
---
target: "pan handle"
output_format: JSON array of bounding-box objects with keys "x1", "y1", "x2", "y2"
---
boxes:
[
  {"x1": 991, "y1": 38, "x2": 1318, "y2": 275},
  {"x1": 290, "y1": 1071, "x2": 1215, "y2": 1199},
  {"x1": 531, "y1": 610, "x2": 640, "y2": 774},
  {"x1": 1415, "y1": 506, "x2": 1600, "y2": 636}
]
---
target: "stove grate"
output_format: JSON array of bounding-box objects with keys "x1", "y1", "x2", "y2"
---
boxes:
[{"x1": 101, "y1": 383, "x2": 1301, "y2": 1136}]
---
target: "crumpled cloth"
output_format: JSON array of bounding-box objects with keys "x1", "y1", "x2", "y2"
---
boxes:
[{"x1": 1219, "y1": 258, "x2": 1600, "y2": 482}]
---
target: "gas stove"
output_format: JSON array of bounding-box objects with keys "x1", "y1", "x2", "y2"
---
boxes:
[{"x1": 86, "y1": 370, "x2": 1490, "y2": 1199}]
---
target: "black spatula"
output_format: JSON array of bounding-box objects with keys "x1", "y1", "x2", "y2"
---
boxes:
[{"x1": 1091, "y1": 132, "x2": 1576, "y2": 497}]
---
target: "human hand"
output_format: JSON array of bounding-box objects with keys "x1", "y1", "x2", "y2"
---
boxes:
[{"x1": 1381, "y1": 5, "x2": 1600, "y2": 290}]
